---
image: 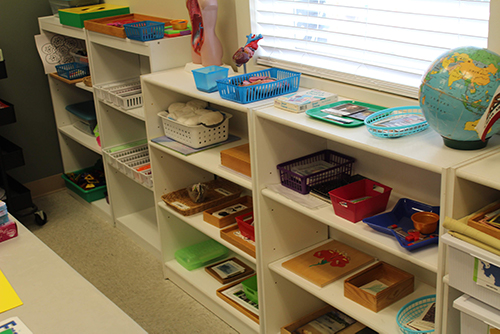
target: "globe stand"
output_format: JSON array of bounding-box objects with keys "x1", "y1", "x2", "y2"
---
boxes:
[{"x1": 442, "y1": 137, "x2": 489, "y2": 150}]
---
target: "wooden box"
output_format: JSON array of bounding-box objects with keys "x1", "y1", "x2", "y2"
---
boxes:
[
  {"x1": 344, "y1": 261, "x2": 414, "y2": 312},
  {"x1": 59, "y1": 4, "x2": 130, "y2": 28},
  {"x1": 85, "y1": 14, "x2": 173, "y2": 38},
  {"x1": 220, "y1": 224, "x2": 256, "y2": 258},
  {"x1": 281, "y1": 305, "x2": 367, "y2": 334},
  {"x1": 203, "y1": 195, "x2": 253, "y2": 228},
  {"x1": 221, "y1": 143, "x2": 251, "y2": 177},
  {"x1": 467, "y1": 202, "x2": 500, "y2": 240}
]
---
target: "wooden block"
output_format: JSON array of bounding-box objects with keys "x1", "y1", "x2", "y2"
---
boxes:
[
  {"x1": 282, "y1": 240, "x2": 375, "y2": 287},
  {"x1": 467, "y1": 202, "x2": 500, "y2": 240},
  {"x1": 203, "y1": 196, "x2": 253, "y2": 228},
  {"x1": 220, "y1": 224, "x2": 256, "y2": 258},
  {"x1": 84, "y1": 14, "x2": 173, "y2": 38},
  {"x1": 220, "y1": 143, "x2": 251, "y2": 177},
  {"x1": 280, "y1": 305, "x2": 367, "y2": 334},
  {"x1": 344, "y1": 261, "x2": 414, "y2": 312}
]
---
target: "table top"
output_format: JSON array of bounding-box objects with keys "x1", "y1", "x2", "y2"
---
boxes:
[{"x1": 0, "y1": 217, "x2": 146, "y2": 333}]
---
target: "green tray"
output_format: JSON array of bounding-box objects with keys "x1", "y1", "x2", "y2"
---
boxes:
[
  {"x1": 306, "y1": 100, "x2": 386, "y2": 127},
  {"x1": 62, "y1": 166, "x2": 107, "y2": 203}
]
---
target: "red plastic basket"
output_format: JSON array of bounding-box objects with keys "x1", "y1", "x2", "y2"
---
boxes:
[
  {"x1": 236, "y1": 211, "x2": 254, "y2": 241},
  {"x1": 329, "y1": 179, "x2": 392, "y2": 223}
]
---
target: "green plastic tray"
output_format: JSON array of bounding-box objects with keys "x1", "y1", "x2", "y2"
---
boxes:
[
  {"x1": 62, "y1": 166, "x2": 107, "y2": 203},
  {"x1": 175, "y1": 239, "x2": 229, "y2": 271},
  {"x1": 306, "y1": 100, "x2": 386, "y2": 127}
]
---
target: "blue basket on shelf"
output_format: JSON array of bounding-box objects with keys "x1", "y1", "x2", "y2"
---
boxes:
[
  {"x1": 216, "y1": 68, "x2": 300, "y2": 104},
  {"x1": 123, "y1": 21, "x2": 165, "y2": 41},
  {"x1": 396, "y1": 295, "x2": 436, "y2": 333},
  {"x1": 55, "y1": 62, "x2": 89, "y2": 80},
  {"x1": 364, "y1": 106, "x2": 429, "y2": 138}
]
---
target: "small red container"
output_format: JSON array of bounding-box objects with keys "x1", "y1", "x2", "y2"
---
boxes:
[
  {"x1": 329, "y1": 179, "x2": 392, "y2": 223},
  {"x1": 0, "y1": 220, "x2": 18, "y2": 243},
  {"x1": 236, "y1": 211, "x2": 255, "y2": 241}
]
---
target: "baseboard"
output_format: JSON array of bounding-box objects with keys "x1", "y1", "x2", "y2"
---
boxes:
[{"x1": 24, "y1": 174, "x2": 66, "y2": 199}]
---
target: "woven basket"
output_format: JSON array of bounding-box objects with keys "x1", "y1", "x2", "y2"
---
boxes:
[
  {"x1": 162, "y1": 179, "x2": 242, "y2": 216},
  {"x1": 83, "y1": 76, "x2": 92, "y2": 87}
]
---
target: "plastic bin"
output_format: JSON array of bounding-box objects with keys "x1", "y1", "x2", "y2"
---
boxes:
[
  {"x1": 329, "y1": 179, "x2": 392, "y2": 223},
  {"x1": 216, "y1": 68, "x2": 300, "y2": 104},
  {"x1": 242, "y1": 275, "x2": 258, "y2": 304},
  {"x1": 192, "y1": 66, "x2": 229, "y2": 93},
  {"x1": 396, "y1": 295, "x2": 436, "y2": 334},
  {"x1": 123, "y1": 21, "x2": 165, "y2": 41},
  {"x1": 65, "y1": 100, "x2": 97, "y2": 135},
  {"x1": 236, "y1": 211, "x2": 254, "y2": 241},
  {"x1": 174, "y1": 239, "x2": 229, "y2": 271},
  {"x1": 56, "y1": 62, "x2": 89, "y2": 80},
  {"x1": 277, "y1": 150, "x2": 355, "y2": 194},
  {"x1": 62, "y1": 166, "x2": 106, "y2": 203}
]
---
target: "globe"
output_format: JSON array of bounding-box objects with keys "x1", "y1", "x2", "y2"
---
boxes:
[{"x1": 419, "y1": 46, "x2": 500, "y2": 150}]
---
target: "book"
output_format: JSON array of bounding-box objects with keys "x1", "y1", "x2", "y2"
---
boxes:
[
  {"x1": 275, "y1": 89, "x2": 338, "y2": 113},
  {"x1": 282, "y1": 240, "x2": 375, "y2": 287}
]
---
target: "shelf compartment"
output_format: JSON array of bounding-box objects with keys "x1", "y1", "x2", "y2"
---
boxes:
[
  {"x1": 0, "y1": 136, "x2": 24, "y2": 170},
  {"x1": 59, "y1": 125, "x2": 101, "y2": 154},
  {"x1": 262, "y1": 188, "x2": 439, "y2": 273},
  {"x1": 158, "y1": 201, "x2": 256, "y2": 264},
  {"x1": 0, "y1": 99, "x2": 16, "y2": 125},
  {"x1": 269, "y1": 239, "x2": 436, "y2": 334},
  {"x1": 164, "y1": 254, "x2": 259, "y2": 334}
]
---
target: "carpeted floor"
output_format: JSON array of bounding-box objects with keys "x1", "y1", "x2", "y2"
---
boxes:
[{"x1": 19, "y1": 189, "x2": 238, "y2": 334}]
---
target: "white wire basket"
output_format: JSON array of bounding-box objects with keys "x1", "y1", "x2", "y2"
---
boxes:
[{"x1": 158, "y1": 111, "x2": 232, "y2": 149}]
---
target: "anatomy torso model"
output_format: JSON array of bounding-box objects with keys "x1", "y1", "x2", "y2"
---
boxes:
[{"x1": 187, "y1": 0, "x2": 223, "y2": 66}]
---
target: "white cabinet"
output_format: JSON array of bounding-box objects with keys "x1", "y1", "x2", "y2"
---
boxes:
[
  {"x1": 38, "y1": 16, "x2": 110, "y2": 222},
  {"x1": 86, "y1": 29, "x2": 191, "y2": 260}
]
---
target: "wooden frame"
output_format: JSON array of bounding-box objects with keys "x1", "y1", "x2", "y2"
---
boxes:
[
  {"x1": 467, "y1": 202, "x2": 500, "y2": 240},
  {"x1": 216, "y1": 275, "x2": 259, "y2": 324},
  {"x1": 205, "y1": 257, "x2": 254, "y2": 284},
  {"x1": 220, "y1": 224, "x2": 256, "y2": 258}
]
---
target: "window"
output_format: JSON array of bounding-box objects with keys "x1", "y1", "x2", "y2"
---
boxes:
[{"x1": 251, "y1": 0, "x2": 491, "y2": 98}]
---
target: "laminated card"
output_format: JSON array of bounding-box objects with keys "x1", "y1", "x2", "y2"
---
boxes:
[
  {"x1": 274, "y1": 89, "x2": 338, "y2": 113},
  {"x1": 282, "y1": 240, "x2": 375, "y2": 287}
]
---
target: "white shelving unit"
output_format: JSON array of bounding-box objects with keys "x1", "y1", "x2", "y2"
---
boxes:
[
  {"x1": 85, "y1": 27, "x2": 191, "y2": 260},
  {"x1": 38, "y1": 16, "x2": 111, "y2": 223}
]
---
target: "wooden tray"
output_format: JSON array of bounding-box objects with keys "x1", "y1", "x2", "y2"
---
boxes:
[
  {"x1": 203, "y1": 196, "x2": 253, "y2": 228},
  {"x1": 205, "y1": 257, "x2": 254, "y2": 284},
  {"x1": 216, "y1": 275, "x2": 259, "y2": 324},
  {"x1": 49, "y1": 72, "x2": 84, "y2": 85},
  {"x1": 467, "y1": 202, "x2": 500, "y2": 240},
  {"x1": 220, "y1": 224, "x2": 256, "y2": 258},
  {"x1": 161, "y1": 179, "x2": 241, "y2": 216},
  {"x1": 84, "y1": 14, "x2": 173, "y2": 38},
  {"x1": 344, "y1": 261, "x2": 414, "y2": 312}
]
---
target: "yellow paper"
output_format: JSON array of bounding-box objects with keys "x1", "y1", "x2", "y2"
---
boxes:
[{"x1": 0, "y1": 269, "x2": 23, "y2": 313}]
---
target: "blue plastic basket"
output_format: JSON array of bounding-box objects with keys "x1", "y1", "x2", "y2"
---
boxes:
[
  {"x1": 396, "y1": 295, "x2": 436, "y2": 333},
  {"x1": 55, "y1": 62, "x2": 89, "y2": 80},
  {"x1": 123, "y1": 21, "x2": 165, "y2": 41},
  {"x1": 216, "y1": 68, "x2": 300, "y2": 104},
  {"x1": 364, "y1": 106, "x2": 429, "y2": 138}
]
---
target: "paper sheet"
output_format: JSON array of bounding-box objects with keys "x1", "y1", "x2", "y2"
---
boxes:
[
  {"x1": 34, "y1": 32, "x2": 86, "y2": 74},
  {"x1": 0, "y1": 269, "x2": 22, "y2": 314}
]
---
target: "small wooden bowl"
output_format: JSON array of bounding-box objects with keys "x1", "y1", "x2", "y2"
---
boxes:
[
  {"x1": 171, "y1": 19, "x2": 188, "y2": 30},
  {"x1": 411, "y1": 211, "x2": 439, "y2": 234}
]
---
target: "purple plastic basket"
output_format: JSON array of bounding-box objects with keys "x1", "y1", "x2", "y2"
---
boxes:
[{"x1": 277, "y1": 150, "x2": 355, "y2": 194}]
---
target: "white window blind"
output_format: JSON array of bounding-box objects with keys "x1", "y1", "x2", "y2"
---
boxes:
[{"x1": 252, "y1": 0, "x2": 491, "y2": 98}]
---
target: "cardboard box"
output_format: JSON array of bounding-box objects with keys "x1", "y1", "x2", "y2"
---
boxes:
[
  {"x1": 203, "y1": 196, "x2": 253, "y2": 228},
  {"x1": 274, "y1": 89, "x2": 338, "y2": 113},
  {"x1": 0, "y1": 220, "x2": 18, "y2": 243},
  {"x1": 59, "y1": 4, "x2": 130, "y2": 28},
  {"x1": 281, "y1": 305, "x2": 367, "y2": 334},
  {"x1": 344, "y1": 261, "x2": 414, "y2": 312},
  {"x1": 220, "y1": 143, "x2": 251, "y2": 177}
]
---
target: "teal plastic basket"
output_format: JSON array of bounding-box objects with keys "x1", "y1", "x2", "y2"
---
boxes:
[
  {"x1": 56, "y1": 62, "x2": 89, "y2": 80},
  {"x1": 364, "y1": 106, "x2": 428, "y2": 138},
  {"x1": 396, "y1": 294, "x2": 436, "y2": 334},
  {"x1": 216, "y1": 68, "x2": 300, "y2": 104},
  {"x1": 123, "y1": 21, "x2": 165, "y2": 41}
]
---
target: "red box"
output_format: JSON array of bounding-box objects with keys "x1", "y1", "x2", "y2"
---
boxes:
[
  {"x1": 236, "y1": 211, "x2": 255, "y2": 241},
  {"x1": 0, "y1": 220, "x2": 18, "y2": 243},
  {"x1": 329, "y1": 179, "x2": 392, "y2": 223}
]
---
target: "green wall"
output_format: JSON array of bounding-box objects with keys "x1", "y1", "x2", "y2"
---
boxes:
[{"x1": 0, "y1": 1, "x2": 63, "y2": 184}]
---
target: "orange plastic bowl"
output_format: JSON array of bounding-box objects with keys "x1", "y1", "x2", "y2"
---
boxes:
[
  {"x1": 171, "y1": 20, "x2": 188, "y2": 30},
  {"x1": 411, "y1": 211, "x2": 439, "y2": 234}
]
